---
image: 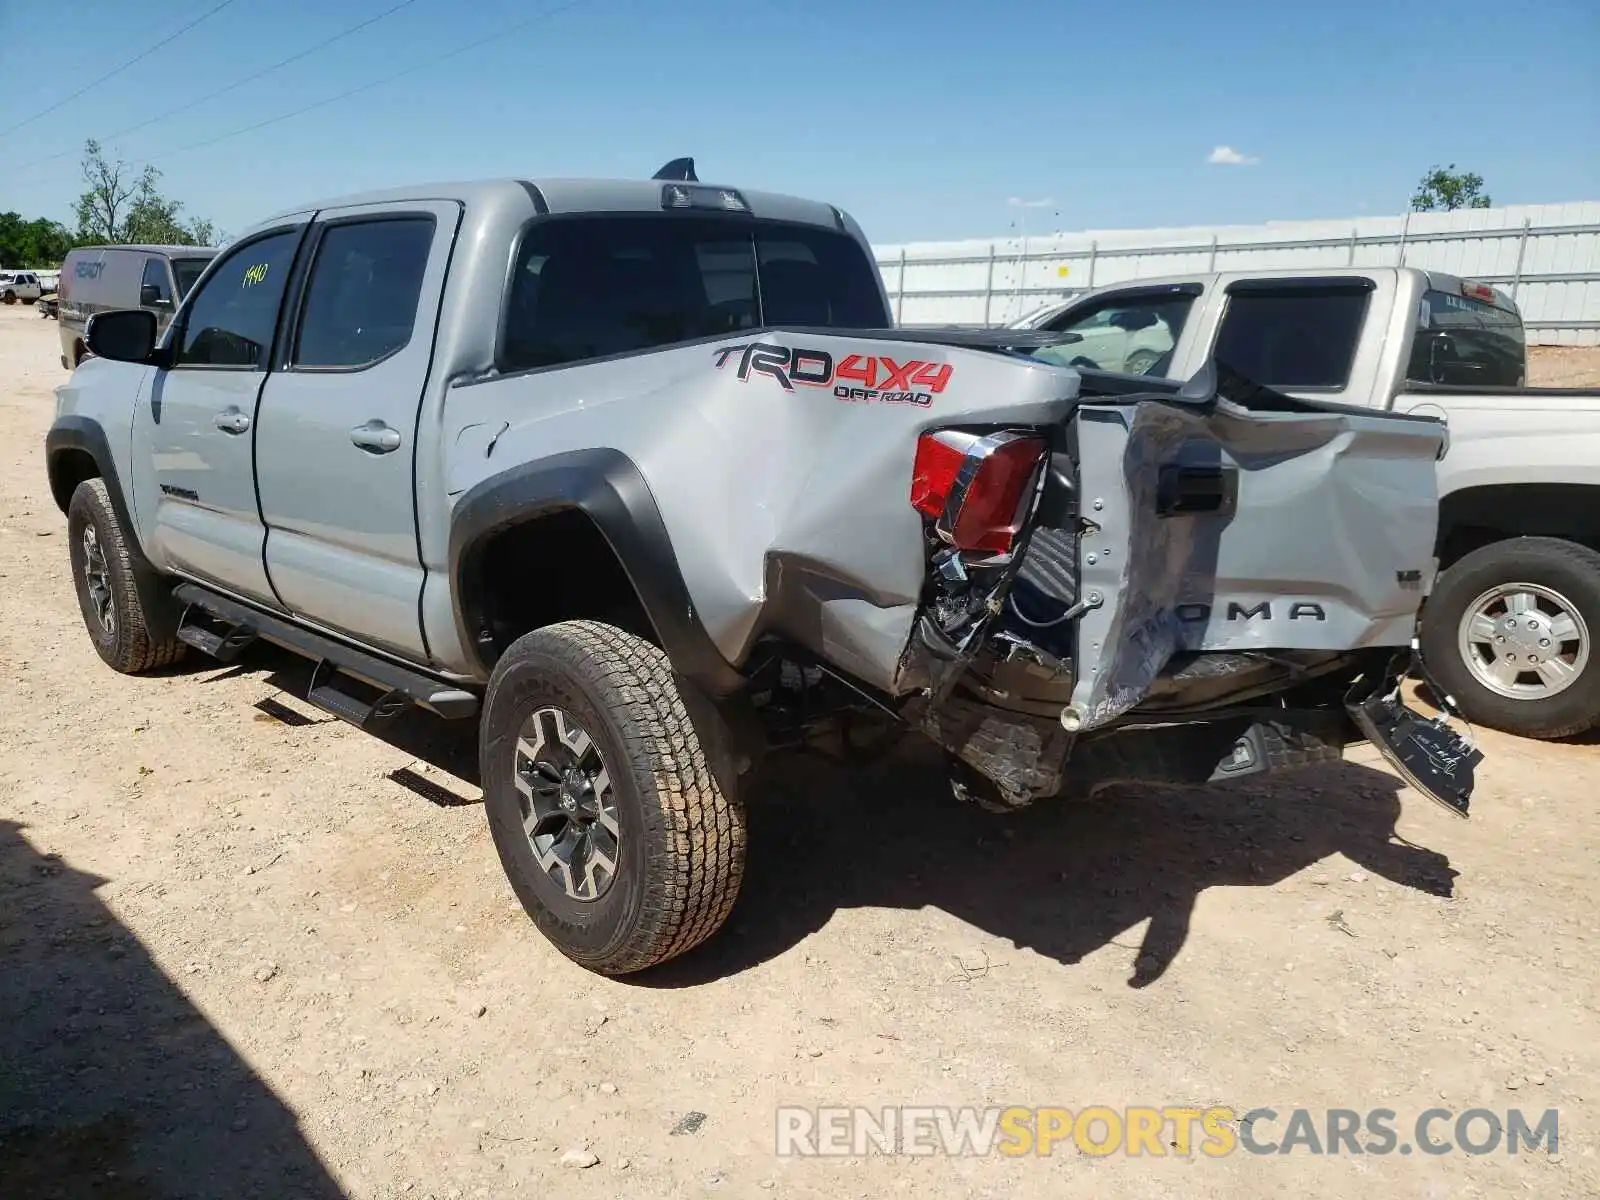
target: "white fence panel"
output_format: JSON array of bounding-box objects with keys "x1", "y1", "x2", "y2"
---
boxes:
[{"x1": 874, "y1": 202, "x2": 1600, "y2": 345}]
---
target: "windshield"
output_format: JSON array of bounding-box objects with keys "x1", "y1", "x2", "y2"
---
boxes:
[
  {"x1": 1405, "y1": 288, "x2": 1525, "y2": 387},
  {"x1": 172, "y1": 257, "x2": 212, "y2": 300}
]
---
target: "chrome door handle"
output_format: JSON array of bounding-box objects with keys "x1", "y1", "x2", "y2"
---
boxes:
[
  {"x1": 350, "y1": 419, "x2": 402, "y2": 454},
  {"x1": 214, "y1": 408, "x2": 251, "y2": 434}
]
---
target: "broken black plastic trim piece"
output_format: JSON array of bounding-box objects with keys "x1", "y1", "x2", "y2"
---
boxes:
[{"x1": 1345, "y1": 663, "x2": 1479, "y2": 818}]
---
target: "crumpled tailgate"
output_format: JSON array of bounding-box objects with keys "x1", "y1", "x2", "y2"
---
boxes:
[{"x1": 1068, "y1": 399, "x2": 1446, "y2": 730}]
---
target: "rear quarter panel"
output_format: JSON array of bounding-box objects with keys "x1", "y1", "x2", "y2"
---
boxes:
[{"x1": 442, "y1": 333, "x2": 1083, "y2": 692}]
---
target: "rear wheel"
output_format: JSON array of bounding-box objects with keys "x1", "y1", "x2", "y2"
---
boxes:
[
  {"x1": 1, "y1": 290, "x2": 16, "y2": 305},
  {"x1": 1421, "y1": 537, "x2": 1600, "y2": 738},
  {"x1": 66, "y1": 478, "x2": 186, "y2": 673},
  {"x1": 480, "y1": 621, "x2": 746, "y2": 974}
]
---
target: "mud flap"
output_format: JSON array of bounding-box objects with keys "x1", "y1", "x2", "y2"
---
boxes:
[{"x1": 1345, "y1": 659, "x2": 1480, "y2": 818}]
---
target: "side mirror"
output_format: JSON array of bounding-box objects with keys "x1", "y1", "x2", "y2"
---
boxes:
[
  {"x1": 86, "y1": 309, "x2": 160, "y2": 364},
  {"x1": 139, "y1": 283, "x2": 172, "y2": 307}
]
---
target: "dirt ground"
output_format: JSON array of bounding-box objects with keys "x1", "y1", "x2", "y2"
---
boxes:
[
  {"x1": 2, "y1": 302, "x2": 1597, "y2": 1200},
  {"x1": 1528, "y1": 346, "x2": 1600, "y2": 389}
]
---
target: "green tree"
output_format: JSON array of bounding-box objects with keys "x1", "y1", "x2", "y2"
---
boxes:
[
  {"x1": 73, "y1": 139, "x2": 215, "y2": 245},
  {"x1": 1411, "y1": 164, "x2": 1493, "y2": 212},
  {"x1": 0, "y1": 211, "x2": 76, "y2": 266}
]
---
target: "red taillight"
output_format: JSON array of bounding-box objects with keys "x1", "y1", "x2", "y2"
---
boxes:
[
  {"x1": 910, "y1": 433, "x2": 966, "y2": 519},
  {"x1": 911, "y1": 431, "x2": 1045, "y2": 555}
]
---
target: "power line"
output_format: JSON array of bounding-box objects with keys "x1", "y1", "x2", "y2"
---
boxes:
[
  {"x1": 144, "y1": 0, "x2": 593, "y2": 165},
  {"x1": 11, "y1": 0, "x2": 424, "y2": 174},
  {"x1": 0, "y1": 0, "x2": 240, "y2": 139}
]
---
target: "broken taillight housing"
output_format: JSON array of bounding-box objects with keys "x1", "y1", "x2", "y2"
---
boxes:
[{"x1": 911, "y1": 431, "x2": 1046, "y2": 554}]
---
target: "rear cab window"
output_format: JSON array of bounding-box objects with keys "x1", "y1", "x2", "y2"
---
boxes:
[
  {"x1": 498, "y1": 215, "x2": 888, "y2": 372},
  {"x1": 1405, "y1": 286, "x2": 1526, "y2": 387}
]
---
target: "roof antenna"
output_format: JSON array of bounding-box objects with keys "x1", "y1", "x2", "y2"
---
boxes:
[{"x1": 652, "y1": 157, "x2": 697, "y2": 182}]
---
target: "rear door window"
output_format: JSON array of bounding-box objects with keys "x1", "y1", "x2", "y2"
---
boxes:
[
  {"x1": 499, "y1": 216, "x2": 888, "y2": 372},
  {"x1": 1212, "y1": 282, "x2": 1371, "y2": 389},
  {"x1": 1405, "y1": 288, "x2": 1525, "y2": 386},
  {"x1": 292, "y1": 217, "x2": 434, "y2": 369}
]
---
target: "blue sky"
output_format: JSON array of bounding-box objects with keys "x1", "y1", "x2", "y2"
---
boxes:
[{"x1": 2, "y1": 0, "x2": 1596, "y2": 245}]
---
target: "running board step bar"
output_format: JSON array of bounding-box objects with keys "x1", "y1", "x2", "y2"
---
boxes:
[
  {"x1": 176, "y1": 607, "x2": 258, "y2": 663},
  {"x1": 171, "y1": 583, "x2": 480, "y2": 722},
  {"x1": 307, "y1": 660, "x2": 414, "y2": 731}
]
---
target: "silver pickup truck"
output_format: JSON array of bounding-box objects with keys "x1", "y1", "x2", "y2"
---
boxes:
[
  {"x1": 1019, "y1": 269, "x2": 1600, "y2": 740},
  {"x1": 45, "y1": 166, "x2": 1479, "y2": 974}
]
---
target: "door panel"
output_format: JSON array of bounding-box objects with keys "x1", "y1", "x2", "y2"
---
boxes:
[
  {"x1": 136, "y1": 226, "x2": 306, "y2": 603},
  {"x1": 143, "y1": 369, "x2": 274, "y2": 597},
  {"x1": 255, "y1": 202, "x2": 461, "y2": 661}
]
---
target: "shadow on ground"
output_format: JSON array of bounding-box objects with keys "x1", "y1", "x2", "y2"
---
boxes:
[
  {"x1": 189, "y1": 645, "x2": 1455, "y2": 991},
  {"x1": 648, "y1": 747, "x2": 1455, "y2": 989},
  {"x1": 0, "y1": 819, "x2": 346, "y2": 1200},
  {"x1": 202, "y1": 644, "x2": 480, "y2": 788}
]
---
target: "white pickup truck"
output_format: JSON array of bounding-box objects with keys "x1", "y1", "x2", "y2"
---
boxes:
[
  {"x1": 1, "y1": 270, "x2": 46, "y2": 304},
  {"x1": 1018, "y1": 267, "x2": 1600, "y2": 739}
]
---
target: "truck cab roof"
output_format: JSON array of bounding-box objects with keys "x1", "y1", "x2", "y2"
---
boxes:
[{"x1": 253, "y1": 177, "x2": 854, "y2": 237}]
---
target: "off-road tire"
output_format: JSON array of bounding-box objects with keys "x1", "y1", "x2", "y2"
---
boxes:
[
  {"x1": 480, "y1": 620, "x2": 746, "y2": 974},
  {"x1": 66, "y1": 478, "x2": 187, "y2": 674},
  {"x1": 21, "y1": 295, "x2": 36, "y2": 305},
  {"x1": 1, "y1": 290, "x2": 16, "y2": 305},
  {"x1": 1421, "y1": 537, "x2": 1600, "y2": 739}
]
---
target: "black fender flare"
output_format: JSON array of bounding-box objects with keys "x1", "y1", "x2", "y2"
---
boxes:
[
  {"x1": 447, "y1": 448, "x2": 744, "y2": 696},
  {"x1": 44, "y1": 415, "x2": 182, "y2": 642}
]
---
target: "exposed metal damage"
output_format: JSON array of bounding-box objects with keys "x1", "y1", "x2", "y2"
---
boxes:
[{"x1": 893, "y1": 364, "x2": 1482, "y2": 813}]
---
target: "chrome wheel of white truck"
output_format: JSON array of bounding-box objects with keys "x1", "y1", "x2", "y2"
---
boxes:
[
  {"x1": 1423, "y1": 538, "x2": 1600, "y2": 739},
  {"x1": 1456, "y1": 582, "x2": 1588, "y2": 701}
]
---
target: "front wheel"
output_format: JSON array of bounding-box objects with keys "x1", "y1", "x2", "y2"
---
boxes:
[
  {"x1": 480, "y1": 621, "x2": 747, "y2": 974},
  {"x1": 67, "y1": 478, "x2": 186, "y2": 673},
  {"x1": 1421, "y1": 537, "x2": 1600, "y2": 739}
]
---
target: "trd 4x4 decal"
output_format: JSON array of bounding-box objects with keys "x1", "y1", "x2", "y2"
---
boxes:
[{"x1": 714, "y1": 342, "x2": 953, "y2": 408}]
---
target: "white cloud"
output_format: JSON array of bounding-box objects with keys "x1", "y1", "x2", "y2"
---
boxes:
[
  {"x1": 1007, "y1": 196, "x2": 1055, "y2": 208},
  {"x1": 1206, "y1": 145, "x2": 1260, "y2": 166}
]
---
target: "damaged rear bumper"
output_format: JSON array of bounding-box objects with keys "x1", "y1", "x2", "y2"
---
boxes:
[{"x1": 917, "y1": 651, "x2": 1480, "y2": 814}]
